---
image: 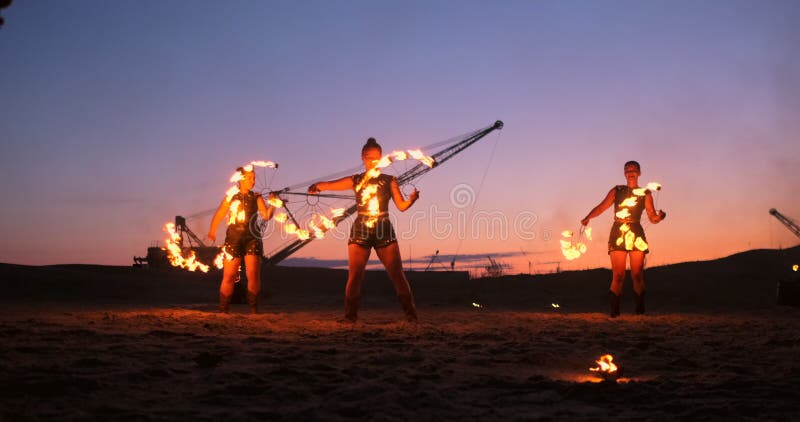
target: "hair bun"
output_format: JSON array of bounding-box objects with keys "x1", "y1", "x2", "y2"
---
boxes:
[{"x1": 362, "y1": 137, "x2": 382, "y2": 154}]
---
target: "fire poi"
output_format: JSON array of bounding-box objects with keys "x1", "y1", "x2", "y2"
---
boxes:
[{"x1": 579, "y1": 161, "x2": 666, "y2": 317}]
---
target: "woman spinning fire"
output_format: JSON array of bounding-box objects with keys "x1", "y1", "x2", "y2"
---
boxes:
[
  {"x1": 580, "y1": 161, "x2": 666, "y2": 317},
  {"x1": 208, "y1": 167, "x2": 278, "y2": 314},
  {"x1": 308, "y1": 138, "x2": 420, "y2": 323}
]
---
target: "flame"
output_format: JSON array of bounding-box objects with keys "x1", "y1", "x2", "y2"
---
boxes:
[
  {"x1": 228, "y1": 200, "x2": 246, "y2": 225},
  {"x1": 268, "y1": 196, "x2": 284, "y2": 208},
  {"x1": 213, "y1": 247, "x2": 234, "y2": 269},
  {"x1": 407, "y1": 149, "x2": 435, "y2": 168},
  {"x1": 620, "y1": 197, "x2": 638, "y2": 208},
  {"x1": 632, "y1": 188, "x2": 647, "y2": 196},
  {"x1": 793, "y1": 264, "x2": 798, "y2": 272},
  {"x1": 560, "y1": 227, "x2": 591, "y2": 260},
  {"x1": 589, "y1": 354, "x2": 618, "y2": 375},
  {"x1": 646, "y1": 182, "x2": 661, "y2": 191},
  {"x1": 634, "y1": 237, "x2": 648, "y2": 251},
  {"x1": 551, "y1": 303, "x2": 560, "y2": 308},
  {"x1": 250, "y1": 160, "x2": 276, "y2": 168},
  {"x1": 163, "y1": 223, "x2": 210, "y2": 273},
  {"x1": 472, "y1": 302, "x2": 482, "y2": 308},
  {"x1": 392, "y1": 150, "x2": 408, "y2": 160},
  {"x1": 624, "y1": 231, "x2": 635, "y2": 250},
  {"x1": 331, "y1": 208, "x2": 345, "y2": 218},
  {"x1": 229, "y1": 172, "x2": 244, "y2": 183},
  {"x1": 274, "y1": 213, "x2": 288, "y2": 223},
  {"x1": 615, "y1": 208, "x2": 631, "y2": 219}
]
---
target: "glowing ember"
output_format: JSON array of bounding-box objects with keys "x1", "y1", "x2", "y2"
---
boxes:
[
  {"x1": 793, "y1": 264, "x2": 798, "y2": 272},
  {"x1": 472, "y1": 302, "x2": 483, "y2": 308},
  {"x1": 589, "y1": 354, "x2": 622, "y2": 381},
  {"x1": 163, "y1": 223, "x2": 210, "y2": 273},
  {"x1": 551, "y1": 303, "x2": 560, "y2": 308}
]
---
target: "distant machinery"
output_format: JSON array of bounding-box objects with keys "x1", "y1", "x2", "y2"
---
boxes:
[
  {"x1": 770, "y1": 209, "x2": 800, "y2": 308},
  {"x1": 133, "y1": 216, "x2": 220, "y2": 268},
  {"x1": 769, "y1": 208, "x2": 800, "y2": 239}
]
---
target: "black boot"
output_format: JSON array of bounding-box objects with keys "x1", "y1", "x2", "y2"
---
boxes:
[
  {"x1": 343, "y1": 295, "x2": 359, "y2": 323},
  {"x1": 247, "y1": 291, "x2": 259, "y2": 315},
  {"x1": 219, "y1": 293, "x2": 232, "y2": 313},
  {"x1": 397, "y1": 293, "x2": 418, "y2": 323},
  {"x1": 609, "y1": 291, "x2": 620, "y2": 318},
  {"x1": 634, "y1": 291, "x2": 645, "y2": 315}
]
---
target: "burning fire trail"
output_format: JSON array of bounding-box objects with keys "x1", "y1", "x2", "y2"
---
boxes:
[
  {"x1": 274, "y1": 148, "x2": 435, "y2": 240},
  {"x1": 560, "y1": 227, "x2": 592, "y2": 261},
  {"x1": 163, "y1": 223, "x2": 210, "y2": 272},
  {"x1": 162, "y1": 160, "x2": 277, "y2": 273}
]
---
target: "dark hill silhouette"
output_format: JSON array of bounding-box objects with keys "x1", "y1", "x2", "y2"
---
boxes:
[{"x1": 1, "y1": 246, "x2": 797, "y2": 312}]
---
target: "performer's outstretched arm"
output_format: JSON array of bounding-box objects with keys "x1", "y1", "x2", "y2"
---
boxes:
[
  {"x1": 308, "y1": 175, "x2": 354, "y2": 193},
  {"x1": 389, "y1": 177, "x2": 419, "y2": 212},
  {"x1": 581, "y1": 188, "x2": 616, "y2": 226}
]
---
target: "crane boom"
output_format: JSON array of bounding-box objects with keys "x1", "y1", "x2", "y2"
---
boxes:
[
  {"x1": 769, "y1": 208, "x2": 800, "y2": 239},
  {"x1": 263, "y1": 120, "x2": 504, "y2": 266}
]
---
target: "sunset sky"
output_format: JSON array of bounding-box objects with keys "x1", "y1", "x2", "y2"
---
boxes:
[{"x1": 1, "y1": 0, "x2": 798, "y2": 273}]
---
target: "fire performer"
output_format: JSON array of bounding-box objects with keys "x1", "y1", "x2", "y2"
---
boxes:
[
  {"x1": 308, "y1": 138, "x2": 420, "y2": 323},
  {"x1": 207, "y1": 167, "x2": 278, "y2": 314},
  {"x1": 580, "y1": 161, "x2": 666, "y2": 317}
]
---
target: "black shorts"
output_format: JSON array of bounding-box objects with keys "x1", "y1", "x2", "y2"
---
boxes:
[
  {"x1": 224, "y1": 226, "x2": 263, "y2": 258},
  {"x1": 608, "y1": 222, "x2": 649, "y2": 254},
  {"x1": 348, "y1": 216, "x2": 397, "y2": 249}
]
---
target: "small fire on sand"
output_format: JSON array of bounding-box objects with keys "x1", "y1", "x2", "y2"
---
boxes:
[
  {"x1": 589, "y1": 354, "x2": 623, "y2": 382},
  {"x1": 472, "y1": 302, "x2": 483, "y2": 308}
]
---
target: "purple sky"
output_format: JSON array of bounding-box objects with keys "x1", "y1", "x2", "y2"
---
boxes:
[{"x1": 1, "y1": 0, "x2": 799, "y2": 272}]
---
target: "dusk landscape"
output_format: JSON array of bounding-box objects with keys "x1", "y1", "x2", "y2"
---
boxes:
[{"x1": 1, "y1": 1, "x2": 799, "y2": 420}]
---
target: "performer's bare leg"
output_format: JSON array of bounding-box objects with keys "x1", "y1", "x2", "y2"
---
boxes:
[
  {"x1": 629, "y1": 251, "x2": 646, "y2": 314},
  {"x1": 608, "y1": 251, "x2": 627, "y2": 317},
  {"x1": 219, "y1": 257, "x2": 241, "y2": 312},
  {"x1": 244, "y1": 255, "x2": 262, "y2": 314},
  {"x1": 609, "y1": 251, "x2": 627, "y2": 295},
  {"x1": 344, "y1": 244, "x2": 371, "y2": 321},
  {"x1": 375, "y1": 242, "x2": 417, "y2": 322}
]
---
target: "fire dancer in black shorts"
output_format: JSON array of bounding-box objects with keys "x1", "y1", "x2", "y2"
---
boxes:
[
  {"x1": 580, "y1": 161, "x2": 666, "y2": 317},
  {"x1": 208, "y1": 167, "x2": 278, "y2": 314},
  {"x1": 309, "y1": 138, "x2": 420, "y2": 322}
]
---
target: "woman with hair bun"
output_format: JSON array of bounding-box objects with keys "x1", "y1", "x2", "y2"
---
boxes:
[{"x1": 309, "y1": 137, "x2": 420, "y2": 323}]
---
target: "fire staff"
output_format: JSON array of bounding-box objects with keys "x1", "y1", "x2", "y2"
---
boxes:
[
  {"x1": 580, "y1": 160, "x2": 666, "y2": 317},
  {"x1": 208, "y1": 167, "x2": 278, "y2": 314},
  {"x1": 309, "y1": 138, "x2": 420, "y2": 323}
]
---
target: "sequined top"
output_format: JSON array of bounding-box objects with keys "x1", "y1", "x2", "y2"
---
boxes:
[
  {"x1": 613, "y1": 185, "x2": 647, "y2": 223},
  {"x1": 352, "y1": 173, "x2": 394, "y2": 214},
  {"x1": 228, "y1": 191, "x2": 260, "y2": 228}
]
